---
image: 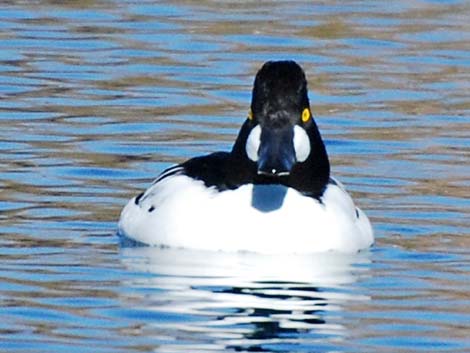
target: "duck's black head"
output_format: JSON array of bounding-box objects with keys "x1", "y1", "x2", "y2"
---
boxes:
[
  {"x1": 251, "y1": 60, "x2": 310, "y2": 124},
  {"x1": 233, "y1": 60, "x2": 330, "y2": 197}
]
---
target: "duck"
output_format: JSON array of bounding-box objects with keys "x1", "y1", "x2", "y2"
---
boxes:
[{"x1": 118, "y1": 60, "x2": 374, "y2": 254}]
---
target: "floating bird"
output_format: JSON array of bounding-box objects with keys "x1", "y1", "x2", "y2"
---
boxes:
[{"x1": 118, "y1": 60, "x2": 374, "y2": 253}]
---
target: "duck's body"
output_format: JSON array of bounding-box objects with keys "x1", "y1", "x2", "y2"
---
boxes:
[
  {"x1": 119, "y1": 174, "x2": 372, "y2": 253},
  {"x1": 118, "y1": 61, "x2": 374, "y2": 253}
]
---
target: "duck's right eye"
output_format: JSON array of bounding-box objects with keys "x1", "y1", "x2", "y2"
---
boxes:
[{"x1": 301, "y1": 108, "x2": 311, "y2": 123}]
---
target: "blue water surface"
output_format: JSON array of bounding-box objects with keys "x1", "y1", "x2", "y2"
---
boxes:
[{"x1": 0, "y1": 1, "x2": 469, "y2": 352}]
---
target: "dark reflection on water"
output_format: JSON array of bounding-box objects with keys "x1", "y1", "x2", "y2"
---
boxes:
[{"x1": 1, "y1": 0, "x2": 469, "y2": 352}]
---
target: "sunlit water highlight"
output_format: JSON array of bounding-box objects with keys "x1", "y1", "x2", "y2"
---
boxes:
[{"x1": 1, "y1": 1, "x2": 469, "y2": 352}]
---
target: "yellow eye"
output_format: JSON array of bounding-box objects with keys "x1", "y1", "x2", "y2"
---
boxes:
[
  {"x1": 301, "y1": 108, "x2": 311, "y2": 123},
  {"x1": 248, "y1": 109, "x2": 253, "y2": 120}
]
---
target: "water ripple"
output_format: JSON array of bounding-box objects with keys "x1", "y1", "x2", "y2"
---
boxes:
[{"x1": 0, "y1": 1, "x2": 469, "y2": 352}]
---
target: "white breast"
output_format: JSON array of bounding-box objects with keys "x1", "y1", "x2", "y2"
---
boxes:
[{"x1": 118, "y1": 175, "x2": 373, "y2": 254}]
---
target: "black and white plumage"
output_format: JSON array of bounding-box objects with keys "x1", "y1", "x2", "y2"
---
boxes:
[{"x1": 118, "y1": 61, "x2": 374, "y2": 253}]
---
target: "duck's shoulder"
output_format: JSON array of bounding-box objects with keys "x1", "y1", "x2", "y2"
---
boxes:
[
  {"x1": 322, "y1": 177, "x2": 353, "y2": 205},
  {"x1": 155, "y1": 152, "x2": 254, "y2": 192},
  {"x1": 321, "y1": 177, "x2": 363, "y2": 221}
]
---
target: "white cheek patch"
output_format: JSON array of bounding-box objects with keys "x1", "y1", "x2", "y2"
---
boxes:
[
  {"x1": 246, "y1": 125, "x2": 261, "y2": 162},
  {"x1": 293, "y1": 125, "x2": 310, "y2": 162}
]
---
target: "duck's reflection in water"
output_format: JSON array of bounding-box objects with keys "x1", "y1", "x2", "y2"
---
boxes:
[{"x1": 120, "y1": 247, "x2": 371, "y2": 351}]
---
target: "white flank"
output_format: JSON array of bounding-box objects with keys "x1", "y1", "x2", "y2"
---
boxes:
[{"x1": 118, "y1": 174, "x2": 374, "y2": 254}]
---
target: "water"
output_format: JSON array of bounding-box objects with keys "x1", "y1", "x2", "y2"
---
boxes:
[{"x1": 1, "y1": 0, "x2": 469, "y2": 352}]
